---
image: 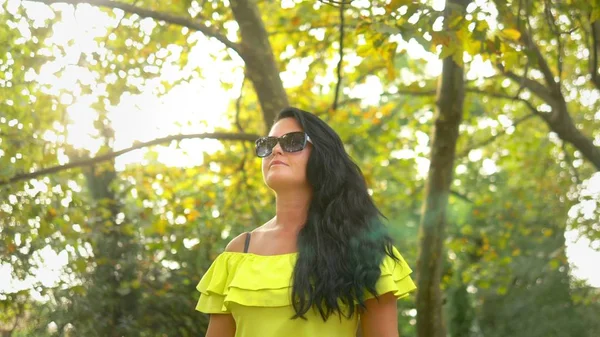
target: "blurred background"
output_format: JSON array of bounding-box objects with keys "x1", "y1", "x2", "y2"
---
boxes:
[{"x1": 0, "y1": 0, "x2": 599, "y2": 336}]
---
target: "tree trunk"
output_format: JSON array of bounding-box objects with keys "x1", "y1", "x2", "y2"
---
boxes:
[
  {"x1": 229, "y1": 0, "x2": 289, "y2": 131},
  {"x1": 66, "y1": 143, "x2": 140, "y2": 337},
  {"x1": 590, "y1": 19, "x2": 600, "y2": 91},
  {"x1": 416, "y1": 1, "x2": 470, "y2": 337},
  {"x1": 84, "y1": 163, "x2": 139, "y2": 337}
]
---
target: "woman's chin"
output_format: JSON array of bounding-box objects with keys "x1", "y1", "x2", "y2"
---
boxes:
[
  {"x1": 265, "y1": 175, "x2": 299, "y2": 190},
  {"x1": 266, "y1": 176, "x2": 288, "y2": 188}
]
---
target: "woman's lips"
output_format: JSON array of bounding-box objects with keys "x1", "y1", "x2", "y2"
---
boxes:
[{"x1": 270, "y1": 160, "x2": 288, "y2": 167}]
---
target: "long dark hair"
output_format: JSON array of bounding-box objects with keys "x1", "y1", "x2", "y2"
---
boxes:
[{"x1": 274, "y1": 107, "x2": 400, "y2": 322}]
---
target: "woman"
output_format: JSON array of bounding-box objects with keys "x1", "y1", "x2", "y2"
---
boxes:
[{"x1": 195, "y1": 107, "x2": 416, "y2": 337}]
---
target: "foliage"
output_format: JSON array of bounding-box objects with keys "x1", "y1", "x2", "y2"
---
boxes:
[{"x1": 0, "y1": 0, "x2": 598, "y2": 336}]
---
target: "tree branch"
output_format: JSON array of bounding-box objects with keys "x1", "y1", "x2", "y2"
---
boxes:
[
  {"x1": 467, "y1": 87, "x2": 600, "y2": 170},
  {"x1": 520, "y1": 10, "x2": 559, "y2": 92},
  {"x1": 466, "y1": 87, "x2": 544, "y2": 117},
  {"x1": 456, "y1": 113, "x2": 536, "y2": 158},
  {"x1": 493, "y1": 2, "x2": 562, "y2": 105},
  {"x1": 542, "y1": 0, "x2": 563, "y2": 85},
  {"x1": 465, "y1": 87, "x2": 519, "y2": 100},
  {"x1": 394, "y1": 89, "x2": 437, "y2": 96},
  {"x1": 29, "y1": 0, "x2": 242, "y2": 57},
  {"x1": 332, "y1": 1, "x2": 345, "y2": 111},
  {"x1": 318, "y1": 0, "x2": 353, "y2": 6},
  {"x1": 450, "y1": 190, "x2": 473, "y2": 203},
  {"x1": 364, "y1": 87, "x2": 542, "y2": 121},
  {"x1": 232, "y1": 77, "x2": 261, "y2": 227},
  {"x1": 561, "y1": 141, "x2": 581, "y2": 185},
  {"x1": 0, "y1": 132, "x2": 259, "y2": 186},
  {"x1": 335, "y1": 88, "x2": 436, "y2": 107},
  {"x1": 590, "y1": 20, "x2": 600, "y2": 91},
  {"x1": 498, "y1": 67, "x2": 557, "y2": 104},
  {"x1": 235, "y1": 75, "x2": 247, "y2": 133}
]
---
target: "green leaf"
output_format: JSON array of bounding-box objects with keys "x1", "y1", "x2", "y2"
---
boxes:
[{"x1": 439, "y1": 45, "x2": 457, "y2": 59}]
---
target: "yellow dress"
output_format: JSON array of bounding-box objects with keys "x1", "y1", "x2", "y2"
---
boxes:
[{"x1": 195, "y1": 246, "x2": 416, "y2": 337}]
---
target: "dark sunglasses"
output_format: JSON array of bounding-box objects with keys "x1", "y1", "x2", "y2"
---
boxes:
[{"x1": 255, "y1": 131, "x2": 313, "y2": 158}]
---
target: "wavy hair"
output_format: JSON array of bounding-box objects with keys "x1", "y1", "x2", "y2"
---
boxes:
[{"x1": 274, "y1": 107, "x2": 400, "y2": 322}]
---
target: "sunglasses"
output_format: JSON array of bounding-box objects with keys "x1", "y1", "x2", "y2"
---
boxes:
[{"x1": 255, "y1": 131, "x2": 313, "y2": 158}]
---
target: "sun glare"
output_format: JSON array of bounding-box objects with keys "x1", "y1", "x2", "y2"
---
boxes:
[{"x1": 21, "y1": 1, "x2": 242, "y2": 171}]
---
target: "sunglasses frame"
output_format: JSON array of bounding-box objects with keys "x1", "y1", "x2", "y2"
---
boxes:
[{"x1": 255, "y1": 131, "x2": 313, "y2": 158}]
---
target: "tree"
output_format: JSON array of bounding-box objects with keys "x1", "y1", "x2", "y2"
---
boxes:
[
  {"x1": 2, "y1": 0, "x2": 599, "y2": 336},
  {"x1": 415, "y1": 1, "x2": 471, "y2": 336}
]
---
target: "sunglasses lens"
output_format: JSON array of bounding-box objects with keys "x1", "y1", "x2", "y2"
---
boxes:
[
  {"x1": 255, "y1": 132, "x2": 308, "y2": 157},
  {"x1": 255, "y1": 137, "x2": 276, "y2": 157},
  {"x1": 281, "y1": 132, "x2": 307, "y2": 152}
]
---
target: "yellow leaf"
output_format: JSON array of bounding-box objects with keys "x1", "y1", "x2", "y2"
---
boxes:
[
  {"x1": 356, "y1": 44, "x2": 372, "y2": 57},
  {"x1": 452, "y1": 49, "x2": 464, "y2": 67},
  {"x1": 380, "y1": 104, "x2": 393, "y2": 116},
  {"x1": 448, "y1": 14, "x2": 464, "y2": 29},
  {"x1": 154, "y1": 220, "x2": 167, "y2": 235},
  {"x1": 182, "y1": 197, "x2": 196, "y2": 209},
  {"x1": 476, "y1": 20, "x2": 489, "y2": 32},
  {"x1": 186, "y1": 209, "x2": 201, "y2": 222},
  {"x1": 500, "y1": 28, "x2": 521, "y2": 41},
  {"x1": 386, "y1": 45, "x2": 397, "y2": 81},
  {"x1": 47, "y1": 208, "x2": 57, "y2": 219},
  {"x1": 456, "y1": 27, "x2": 468, "y2": 44},
  {"x1": 431, "y1": 31, "x2": 450, "y2": 47},
  {"x1": 464, "y1": 39, "x2": 480, "y2": 56},
  {"x1": 503, "y1": 50, "x2": 519, "y2": 71}
]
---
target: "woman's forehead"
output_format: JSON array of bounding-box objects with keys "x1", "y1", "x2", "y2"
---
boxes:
[{"x1": 268, "y1": 118, "x2": 303, "y2": 137}]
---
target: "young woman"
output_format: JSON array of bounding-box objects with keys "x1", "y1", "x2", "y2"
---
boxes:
[{"x1": 195, "y1": 107, "x2": 416, "y2": 337}]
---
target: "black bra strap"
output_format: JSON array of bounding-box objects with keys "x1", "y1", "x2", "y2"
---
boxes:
[{"x1": 243, "y1": 232, "x2": 251, "y2": 253}]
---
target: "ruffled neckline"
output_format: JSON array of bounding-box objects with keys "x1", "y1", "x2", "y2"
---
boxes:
[
  {"x1": 196, "y1": 246, "x2": 416, "y2": 312},
  {"x1": 222, "y1": 251, "x2": 298, "y2": 257}
]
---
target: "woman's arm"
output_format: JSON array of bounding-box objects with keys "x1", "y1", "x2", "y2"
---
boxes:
[
  {"x1": 204, "y1": 232, "x2": 248, "y2": 337},
  {"x1": 206, "y1": 314, "x2": 236, "y2": 337},
  {"x1": 359, "y1": 292, "x2": 400, "y2": 337}
]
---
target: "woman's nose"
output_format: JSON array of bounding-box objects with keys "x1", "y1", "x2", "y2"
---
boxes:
[{"x1": 271, "y1": 142, "x2": 284, "y2": 156}]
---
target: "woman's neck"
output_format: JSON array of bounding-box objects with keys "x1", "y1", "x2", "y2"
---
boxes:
[{"x1": 272, "y1": 188, "x2": 311, "y2": 234}]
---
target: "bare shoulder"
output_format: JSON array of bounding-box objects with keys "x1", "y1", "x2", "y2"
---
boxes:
[
  {"x1": 252, "y1": 218, "x2": 274, "y2": 234},
  {"x1": 225, "y1": 220, "x2": 273, "y2": 253},
  {"x1": 224, "y1": 232, "x2": 249, "y2": 252}
]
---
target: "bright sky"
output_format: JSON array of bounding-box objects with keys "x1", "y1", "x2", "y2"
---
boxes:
[{"x1": 1, "y1": 0, "x2": 598, "y2": 297}]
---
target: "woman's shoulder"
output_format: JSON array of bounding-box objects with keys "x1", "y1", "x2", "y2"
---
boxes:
[
  {"x1": 196, "y1": 231, "x2": 295, "y2": 312},
  {"x1": 225, "y1": 218, "x2": 274, "y2": 252},
  {"x1": 224, "y1": 231, "x2": 250, "y2": 253}
]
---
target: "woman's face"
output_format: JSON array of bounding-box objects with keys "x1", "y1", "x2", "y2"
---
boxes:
[{"x1": 261, "y1": 117, "x2": 312, "y2": 191}]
